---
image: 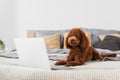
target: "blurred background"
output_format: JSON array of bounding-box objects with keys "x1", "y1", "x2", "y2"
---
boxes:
[{"x1": 0, "y1": 0, "x2": 120, "y2": 50}]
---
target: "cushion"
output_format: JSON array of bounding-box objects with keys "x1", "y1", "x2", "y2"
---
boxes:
[
  {"x1": 99, "y1": 34, "x2": 120, "y2": 41},
  {"x1": 86, "y1": 33, "x2": 92, "y2": 44},
  {"x1": 81, "y1": 27, "x2": 120, "y2": 36},
  {"x1": 35, "y1": 27, "x2": 120, "y2": 48},
  {"x1": 91, "y1": 34, "x2": 101, "y2": 47},
  {"x1": 63, "y1": 32, "x2": 92, "y2": 48},
  {"x1": 36, "y1": 30, "x2": 69, "y2": 48},
  {"x1": 95, "y1": 35, "x2": 120, "y2": 51},
  {"x1": 43, "y1": 34, "x2": 60, "y2": 49}
]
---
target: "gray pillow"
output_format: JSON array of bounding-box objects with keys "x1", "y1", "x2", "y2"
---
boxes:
[
  {"x1": 95, "y1": 35, "x2": 120, "y2": 51},
  {"x1": 81, "y1": 27, "x2": 120, "y2": 35},
  {"x1": 91, "y1": 34, "x2": 101, "y2": 47},
  {"x1": 80, "y1": 27, "x2": 120, "y2": 47}
]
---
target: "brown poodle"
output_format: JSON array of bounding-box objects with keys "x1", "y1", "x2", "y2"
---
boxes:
[{"x1": 55, "y1": 28, "x2": 117, "y2": 66}]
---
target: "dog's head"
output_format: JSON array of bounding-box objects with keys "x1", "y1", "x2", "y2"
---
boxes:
[{"x1": 66, "y1": 28, "x2": 90, "y2": 50}]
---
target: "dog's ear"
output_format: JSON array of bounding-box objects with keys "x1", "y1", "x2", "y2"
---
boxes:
[
  {"x1": 79, "y1": 32, "x2": 90, "y2": 52},
  {"x1": 65, "y1": 36, "x2": 71, "y2": 48}
]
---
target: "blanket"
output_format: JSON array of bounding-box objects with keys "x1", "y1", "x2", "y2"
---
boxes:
[{"x1": 0, "y1": 48, "x2": 120, "y2": 61}]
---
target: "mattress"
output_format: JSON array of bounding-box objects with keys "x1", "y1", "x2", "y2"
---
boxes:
[
  {"x1": 0, "y1": 56, "x2": 120, "y2": 80},
  {"x1": 0, "y1": 48, "x2": 119, "y2": 80}
]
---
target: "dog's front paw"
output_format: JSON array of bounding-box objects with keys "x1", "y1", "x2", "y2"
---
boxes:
[
  {"x1": 65, "y1": 62, "x2": 76, "y2": 67},
  {"x1": 65, "y1": 61, "x2": 83, "y2": 67},
  {"x1": 55, "y1": 60, "x2": 66, "y2": 65},
  {"x1": 65, "y1": 63, "x2": 72, "y2": 67}
]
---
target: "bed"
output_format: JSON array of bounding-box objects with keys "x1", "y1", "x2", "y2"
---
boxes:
[{"x1": 0, "y1": 27, "x2": 120, "y2": 80}]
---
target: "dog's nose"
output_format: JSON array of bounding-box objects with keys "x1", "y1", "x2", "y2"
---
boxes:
[{"x1": 71, "y1": 39, "x2": 75, "y2": 44}]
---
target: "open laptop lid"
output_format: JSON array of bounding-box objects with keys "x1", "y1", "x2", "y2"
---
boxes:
[{"x1": 14, "y1": 38, "x2": 51, "y2": 70}]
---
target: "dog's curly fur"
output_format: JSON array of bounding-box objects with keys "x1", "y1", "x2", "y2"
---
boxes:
[{"x1": 55, "y1": 28, "x2": 116, "y2": 66}]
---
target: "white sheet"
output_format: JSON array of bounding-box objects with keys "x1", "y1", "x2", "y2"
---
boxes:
[{"x1": 0, "y1": 57, "x2": 120, "y2": 80}]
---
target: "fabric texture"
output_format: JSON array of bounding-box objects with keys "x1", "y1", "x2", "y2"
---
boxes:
[
  {"x1": 99, "y1": 34, "x2": 120, "y2": 41},
  {"x1": 0, "y1": 57, "x2": 120, "y2": 80},
  {"x1": 1, "y1": 48, "x2": 120, "y2": 60},
  {"x1": 36, "y1": 27, "x2": 120, "y2": 49},
  {"x1": 81, "y1": 27, "x2": 120, "y2": 35},
  {"x1": 43, "y1": 34, "x2": 60, "y2": 49},
  {"x1": 95, "y1": 35, "x2": 120, "y2": 51},
  {"x1": 0, "y1": 64, "x2": 120, "y2": 80},
  {"x1": 91, "y1": 34, "x2": 101, "y2": 47},
  {"x1": 36, "y1": 30, "x2": 69, "y2": 48}
]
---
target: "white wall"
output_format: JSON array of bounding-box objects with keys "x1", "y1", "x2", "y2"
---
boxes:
[
  {"x1": 0, "y1": 0, "x2": 17, "y2": 50},
  {"x1": 16, "y1": 0, "x2": 120, "y2": 38},
  {"x1": 1, "y1": 0, "x2": 120, "y2": 50}
]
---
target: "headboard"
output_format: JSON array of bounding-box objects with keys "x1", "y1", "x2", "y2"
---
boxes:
[{"x1": 27, "y1": 30, "x2": 37, "y2": 38}]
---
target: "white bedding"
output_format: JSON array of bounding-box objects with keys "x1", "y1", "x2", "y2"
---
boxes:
[{"x1": 0, "y1": 57, "x2": 120, "y2": 80}]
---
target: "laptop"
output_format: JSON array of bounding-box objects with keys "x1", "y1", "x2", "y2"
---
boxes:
[{"x1": 14, "y1": 38, "x2": 75, "y2": 70}]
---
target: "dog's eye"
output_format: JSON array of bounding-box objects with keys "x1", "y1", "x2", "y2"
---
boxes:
[
  {"x1": 68, "y1": 35, "x2": 72, "y2": 37},
  {"x1": 75, "y1": 36, "x2": 80, "y2": 40},
  {"x1": 75, "y1": 35, "x2": 78, "y2": 38}
]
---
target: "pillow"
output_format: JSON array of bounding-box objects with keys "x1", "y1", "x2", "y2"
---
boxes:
[
  {"x1": 81, "y1": 27, "x2": 120, "y2": 36},
  {"x1": 63, "y1": 32, "x2": 69, "y2": 48},
  {"x1": 99, "y1": 34, "x2": 120, "y2": 41},
  {"x1": 86, "y1": 33, "x2": 92, "y2": 46},
  {"x1": 43, "y1": 34, "x2": 60, "y2": 49},
  {"x1": 95, "y1": 35, "x2": 120, "y2": 51},
  {"x1": 36, "y1": 30, "x2": 69, "y2": 48},
  {"x1": 91, "y1": 34, "x2": 101, "y2": 47},
  {"x1": 63, "y1": 32, "x2": 92, "y2": 48}
]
